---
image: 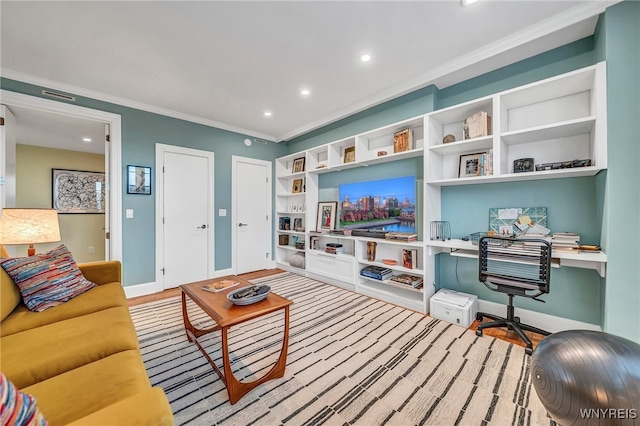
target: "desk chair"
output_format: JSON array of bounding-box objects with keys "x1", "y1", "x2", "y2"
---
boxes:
[{"x1": 475, "y1": 236, "x2": 552, "y2": 355}]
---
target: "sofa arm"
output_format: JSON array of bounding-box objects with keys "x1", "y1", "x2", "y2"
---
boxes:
[
  {"x1": 78, "y1": 261, "x2": 122, "y2": 286},
  {"x1": 66, "y1": 387, "x2": 174, "y2": 426}
]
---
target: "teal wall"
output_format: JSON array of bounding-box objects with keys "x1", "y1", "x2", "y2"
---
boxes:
[
  {"x1": 286, "y1": 4, "x2": 639, "y2": 339},
  {"x1": 600, "y1": 1, "x2": 640, "y2": 342},
  {"x1": 0, "y1": 78, "x2": 286, "y2": 286}
]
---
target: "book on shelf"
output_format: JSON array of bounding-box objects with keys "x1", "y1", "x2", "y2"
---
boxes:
[
  {"x1": 325, "y1": 247, "x2": 344, "y2": 254},
  {"x1": 463, "y1": 111, "x2": 492, "y2": 140},
  {"x1": 201, "y1": 279, "x2": 239, "y2": 293},
  {"x1": 390, "y1": 273, "x2": 424, "y2": 289},
  {"x1": 360, "y1": 265, "x2": 393, "y2": 280},
  {"x1": 551, "y1": 232, "x2": 580, "y2": 251},
  {"x1": 402, "y1": 248, "x2": 418, "y2": 269},
  {"x1": 385, "y1": 231, "x2": 418, "y2": 242},
  {"x1": 393, "y1": 128, "x2": 414, "y2": 153}
]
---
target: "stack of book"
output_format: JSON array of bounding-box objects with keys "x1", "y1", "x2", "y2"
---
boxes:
[
  {"x1": 551, "y1": 232, "x2": 580, "y2": 252},
  {"x1": 385, "y1": 232, "x2": 418, "y2": 242},
  {"x1": 325, "y1": 243, "x2": 344, "y2": 254},
  {"x1": 360, "y1": 265, "x2": 393, "y2": 281},
  {"x1": 390, "y1": 273, "x2": 423, "y2": 289}
]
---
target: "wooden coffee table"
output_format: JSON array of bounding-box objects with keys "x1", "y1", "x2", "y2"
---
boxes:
[{"x1": 179, "y1": 275, "x2": 292, "y2": 404}]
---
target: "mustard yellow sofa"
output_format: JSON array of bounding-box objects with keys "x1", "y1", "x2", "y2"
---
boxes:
[{"x1": 1, "y1": 256, "x2": 174, "y2": 425}]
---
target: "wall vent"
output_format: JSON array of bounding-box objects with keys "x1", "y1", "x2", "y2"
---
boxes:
[{"x1": 41, "y1": 90, "x2": 76, "y2": 102}]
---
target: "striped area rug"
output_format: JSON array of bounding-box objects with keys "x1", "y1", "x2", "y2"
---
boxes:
[{"x1": 130, "y1": 273, "x2": 553, "y2": 426}]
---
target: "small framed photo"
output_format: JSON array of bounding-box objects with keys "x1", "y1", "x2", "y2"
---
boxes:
[
  {"x1": 292, "y1": 204, "x2": 298, "y2": 212},
  {"x1": 127, "y1": 165, "x2": 152, "y2": 194},
  {"x1": 292, "y1": 157, "x2": 305, "y2": 173},
  {"x1": 292, "y1": 178, "x2": 303, "y2": 193},
  {"x1": 458, "y1": 152, "x2": 486, "y2": 178},
  {"x1": 343, "y1": 146, "x2": 355, "y2": 164},
  {"x1": 316, "y1": 201, "x2": 338, "y2": 232},
  {"x1": 287, "y1": 204, "x2": 294, "y2": 213},
  {"x1": 298, "y1": 203, "x2": 305, "y2": 212}
]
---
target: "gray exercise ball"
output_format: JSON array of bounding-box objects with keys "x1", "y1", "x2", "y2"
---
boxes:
[{"x1": 531, "y1": 330, "x2": 640, "y2": 426}]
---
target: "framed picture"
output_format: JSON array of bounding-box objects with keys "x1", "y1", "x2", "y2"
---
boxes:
[
  {"x1": 293, "y1": 218, "x2": 303, "y2": 231},
  {"x1": 343, "y1": 146, "x2": 355, "y2": 163},
  {"x1": 292, "y1": 157, "x2": 305, "y2": 173},
  {"x1": 298, "y1": 203, "x2": 305, "y2": 212},
  {"x1": 292, "y1": 178, "x2": 303, "y2": 193},
  {"x1": 52, "y1": 169, "x2": 106, "y2": 214},
  {"x1": 458, "y1": 152, "x2": 486, "y2": 178},
  {"x1": 316, "y1": 201, "x2": 338, "y2": 232},
  {"x1": 127, "y1": 165, "x2": 152, "y2": 194}
]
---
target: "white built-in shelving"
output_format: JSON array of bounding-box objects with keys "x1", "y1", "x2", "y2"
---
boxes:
[{"x1": 275, "y1": 62, "x2": 608, "y2": 314}]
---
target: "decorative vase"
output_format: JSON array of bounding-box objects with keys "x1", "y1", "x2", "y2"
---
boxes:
[{"x1": 367, "y1": 241, "x2": 377, "y2": 261}]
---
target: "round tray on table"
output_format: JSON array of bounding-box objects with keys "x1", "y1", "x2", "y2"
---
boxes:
[{"x1": 227, "y1": 285, "x2": 271, "y2": 305}]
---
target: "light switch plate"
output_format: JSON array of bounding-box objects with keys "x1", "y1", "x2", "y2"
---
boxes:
[
  {"x1": 219, "y1": 209, "x2": 227, "y2": 217},
  {"x1": 126, "y1": 209, "x2": 134, "y2": 219}
]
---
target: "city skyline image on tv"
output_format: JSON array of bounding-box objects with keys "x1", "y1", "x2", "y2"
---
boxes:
[{"x1": 339, "y1": 175, "x2": 416, "y2": 232}]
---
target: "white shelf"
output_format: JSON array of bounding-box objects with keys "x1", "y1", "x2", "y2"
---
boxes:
[
  {"x1": 501, "y1": 117, "x2": 595, "y2": 145},
  {"x1": 357, "y1": 259, "x2": 424, "y2": 276},
  {"x1": 359, "y1": 275, "x2": 423, "y2": 294},
  {"x1": 426, "y1": 239, "x2": 607, "y2": 277},
  {"x1": 426, "y1": 166, "x2": 603, "y2": 186},
  {"x1": 428, "y1": 135, "x2": 493, "y2": 156}
]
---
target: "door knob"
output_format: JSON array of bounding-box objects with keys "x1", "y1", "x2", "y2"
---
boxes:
[
  {"x1": 238, "y1": 223, "x2": 248, "y2": 227},
  {"x1": 197, "y1": 224, "x2": 207, "y2": 229}
]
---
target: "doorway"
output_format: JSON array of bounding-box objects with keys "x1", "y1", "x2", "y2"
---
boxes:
[
  {"x1": 232, "y1": 156, "x2": 272, "y2": 274},
  {"x1": 0, "y1": 90, "x2": 122, "y2": 261},
  {"x1": 155, "y1": 144, "x2": 215, "y2": 289}
]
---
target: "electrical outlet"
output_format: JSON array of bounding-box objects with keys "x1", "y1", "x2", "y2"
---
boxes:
[
  {"x1": 126, "y1": 209, "x2": 134, "y2": 219},
  {"x1": 88, "y1": 246, "x2": 94, "y2": 254}
]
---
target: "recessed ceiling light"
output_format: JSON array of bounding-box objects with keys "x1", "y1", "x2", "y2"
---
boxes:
[
  {"x1": 82, "y1": 137, "x2": 92, "y2": 143},
  {"x1": 360, "y1": 54, "x2": 372, "y2": 62},
  {"x1": 301, "y1": 89, "x2": 310, "y2": 96},
  {"x1": 264, "y1": 111, "x2": 272, "y2": 117},
  {"x1": 460, "y1": 0, "x2": 478, "y2": 6}
]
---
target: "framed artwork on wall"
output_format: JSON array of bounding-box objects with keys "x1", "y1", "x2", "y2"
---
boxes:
[
  {"x1": 316, "y1": 201, "x2": 338, "y2": 232},
  {"x1": 127, "y1": 165, "x2": 152, "y2": 195},
  {"x1": 52, "y1": 169, "x2": 106, "y2": 214}
]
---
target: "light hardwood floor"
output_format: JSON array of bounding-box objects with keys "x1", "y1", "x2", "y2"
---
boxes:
[{"x1": 127, "y1": 268, "x2": 545, "y2": 349}]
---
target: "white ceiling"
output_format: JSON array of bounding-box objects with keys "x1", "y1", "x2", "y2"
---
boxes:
[
  {"x1": 1, "y1": 1, "x2": 620, "y2": 144},
  {"x1": 7, "y1": 105, "x2": 106, "y2": 155}
]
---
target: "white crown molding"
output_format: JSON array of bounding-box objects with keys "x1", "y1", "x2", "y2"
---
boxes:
[
  {"x1": 0, "y1": 68, "x2": 278, "y2": 142},
  {"x1": 278, "y1": 0, "x2": 620, "y2": 141}
]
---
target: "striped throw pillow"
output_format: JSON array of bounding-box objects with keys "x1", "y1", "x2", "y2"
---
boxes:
[
  {"x1": 0, "y1": 372, "x2": 48, "y2": 426},
  {"x1": 0, "y1": 244, "x2": 96, "y2": 312}
]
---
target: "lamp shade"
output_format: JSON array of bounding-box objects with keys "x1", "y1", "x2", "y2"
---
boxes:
[{"x1": 0, "y1": 208, "x2": 61, "y2": 245}]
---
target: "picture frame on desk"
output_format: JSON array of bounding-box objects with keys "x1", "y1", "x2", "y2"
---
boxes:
[{"x1": 458, "y1": 152, "x2": 486, "y2": 178}]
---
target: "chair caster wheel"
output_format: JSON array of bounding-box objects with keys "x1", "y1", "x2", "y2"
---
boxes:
[
  {"x1": 476, "y1": 313, "x2": 484, "y2": 321},
  {"x1": 525, "y1": 347, "x2": 533, "y2": 356},
  {"x1": 476, "y1": 329, "x2": 483, "y2": 337}
]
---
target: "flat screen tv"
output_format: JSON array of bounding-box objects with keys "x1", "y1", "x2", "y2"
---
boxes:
[{"x1": 339, "y1": 175, "x2": 416, "y2": 232}]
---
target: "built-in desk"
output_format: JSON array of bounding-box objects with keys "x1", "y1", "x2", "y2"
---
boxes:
[{"x1": 426, "y1": 239, "x2": 607, "y2": 277}]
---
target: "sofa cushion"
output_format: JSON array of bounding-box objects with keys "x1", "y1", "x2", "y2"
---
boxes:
[
  {"x1": 0, "y1": 244, "x2": 96, "y2": 312},
  {"x1": 23, "y1": 350, "x2": 151, "y2": 425},
  {"x1": 1, "y1": 306, "x2": 139, "y2": 388},
  {"x1": 0, "y1": 267, "x2": 21, "y2": 323},
  {"x1": 0, "y1": 372, "x2": 48, "y2": 426},
  {"x1": 1, "y1": 282, "x2": 126, "y2": 337}
]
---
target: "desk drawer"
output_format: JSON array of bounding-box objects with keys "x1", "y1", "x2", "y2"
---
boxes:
[{"x1": 307, "y1": 253, "x2": 355, "y2": 284}]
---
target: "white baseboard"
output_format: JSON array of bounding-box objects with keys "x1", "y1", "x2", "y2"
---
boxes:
[
  {"x1": 477, "y1": 299, "x2": 602, "y2": 333},
  {"x1": 124, "y1": 268, "x2": 235, "y2": 299},
  {"x1": 124, "y1": 281, "x2": 159, "y2": 299}
]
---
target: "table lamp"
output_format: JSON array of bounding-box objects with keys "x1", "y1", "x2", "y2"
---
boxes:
[{"x1": 0, "y1": 208, "x2": 61, "y2": 256}]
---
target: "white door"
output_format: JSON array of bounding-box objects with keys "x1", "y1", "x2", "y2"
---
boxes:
[
  {"x1": 233, "y1": 156, "x2": 272, "y2": 274},
  {"x1": 159, "y1": 146, "x2": 214, "y2": 289}
]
